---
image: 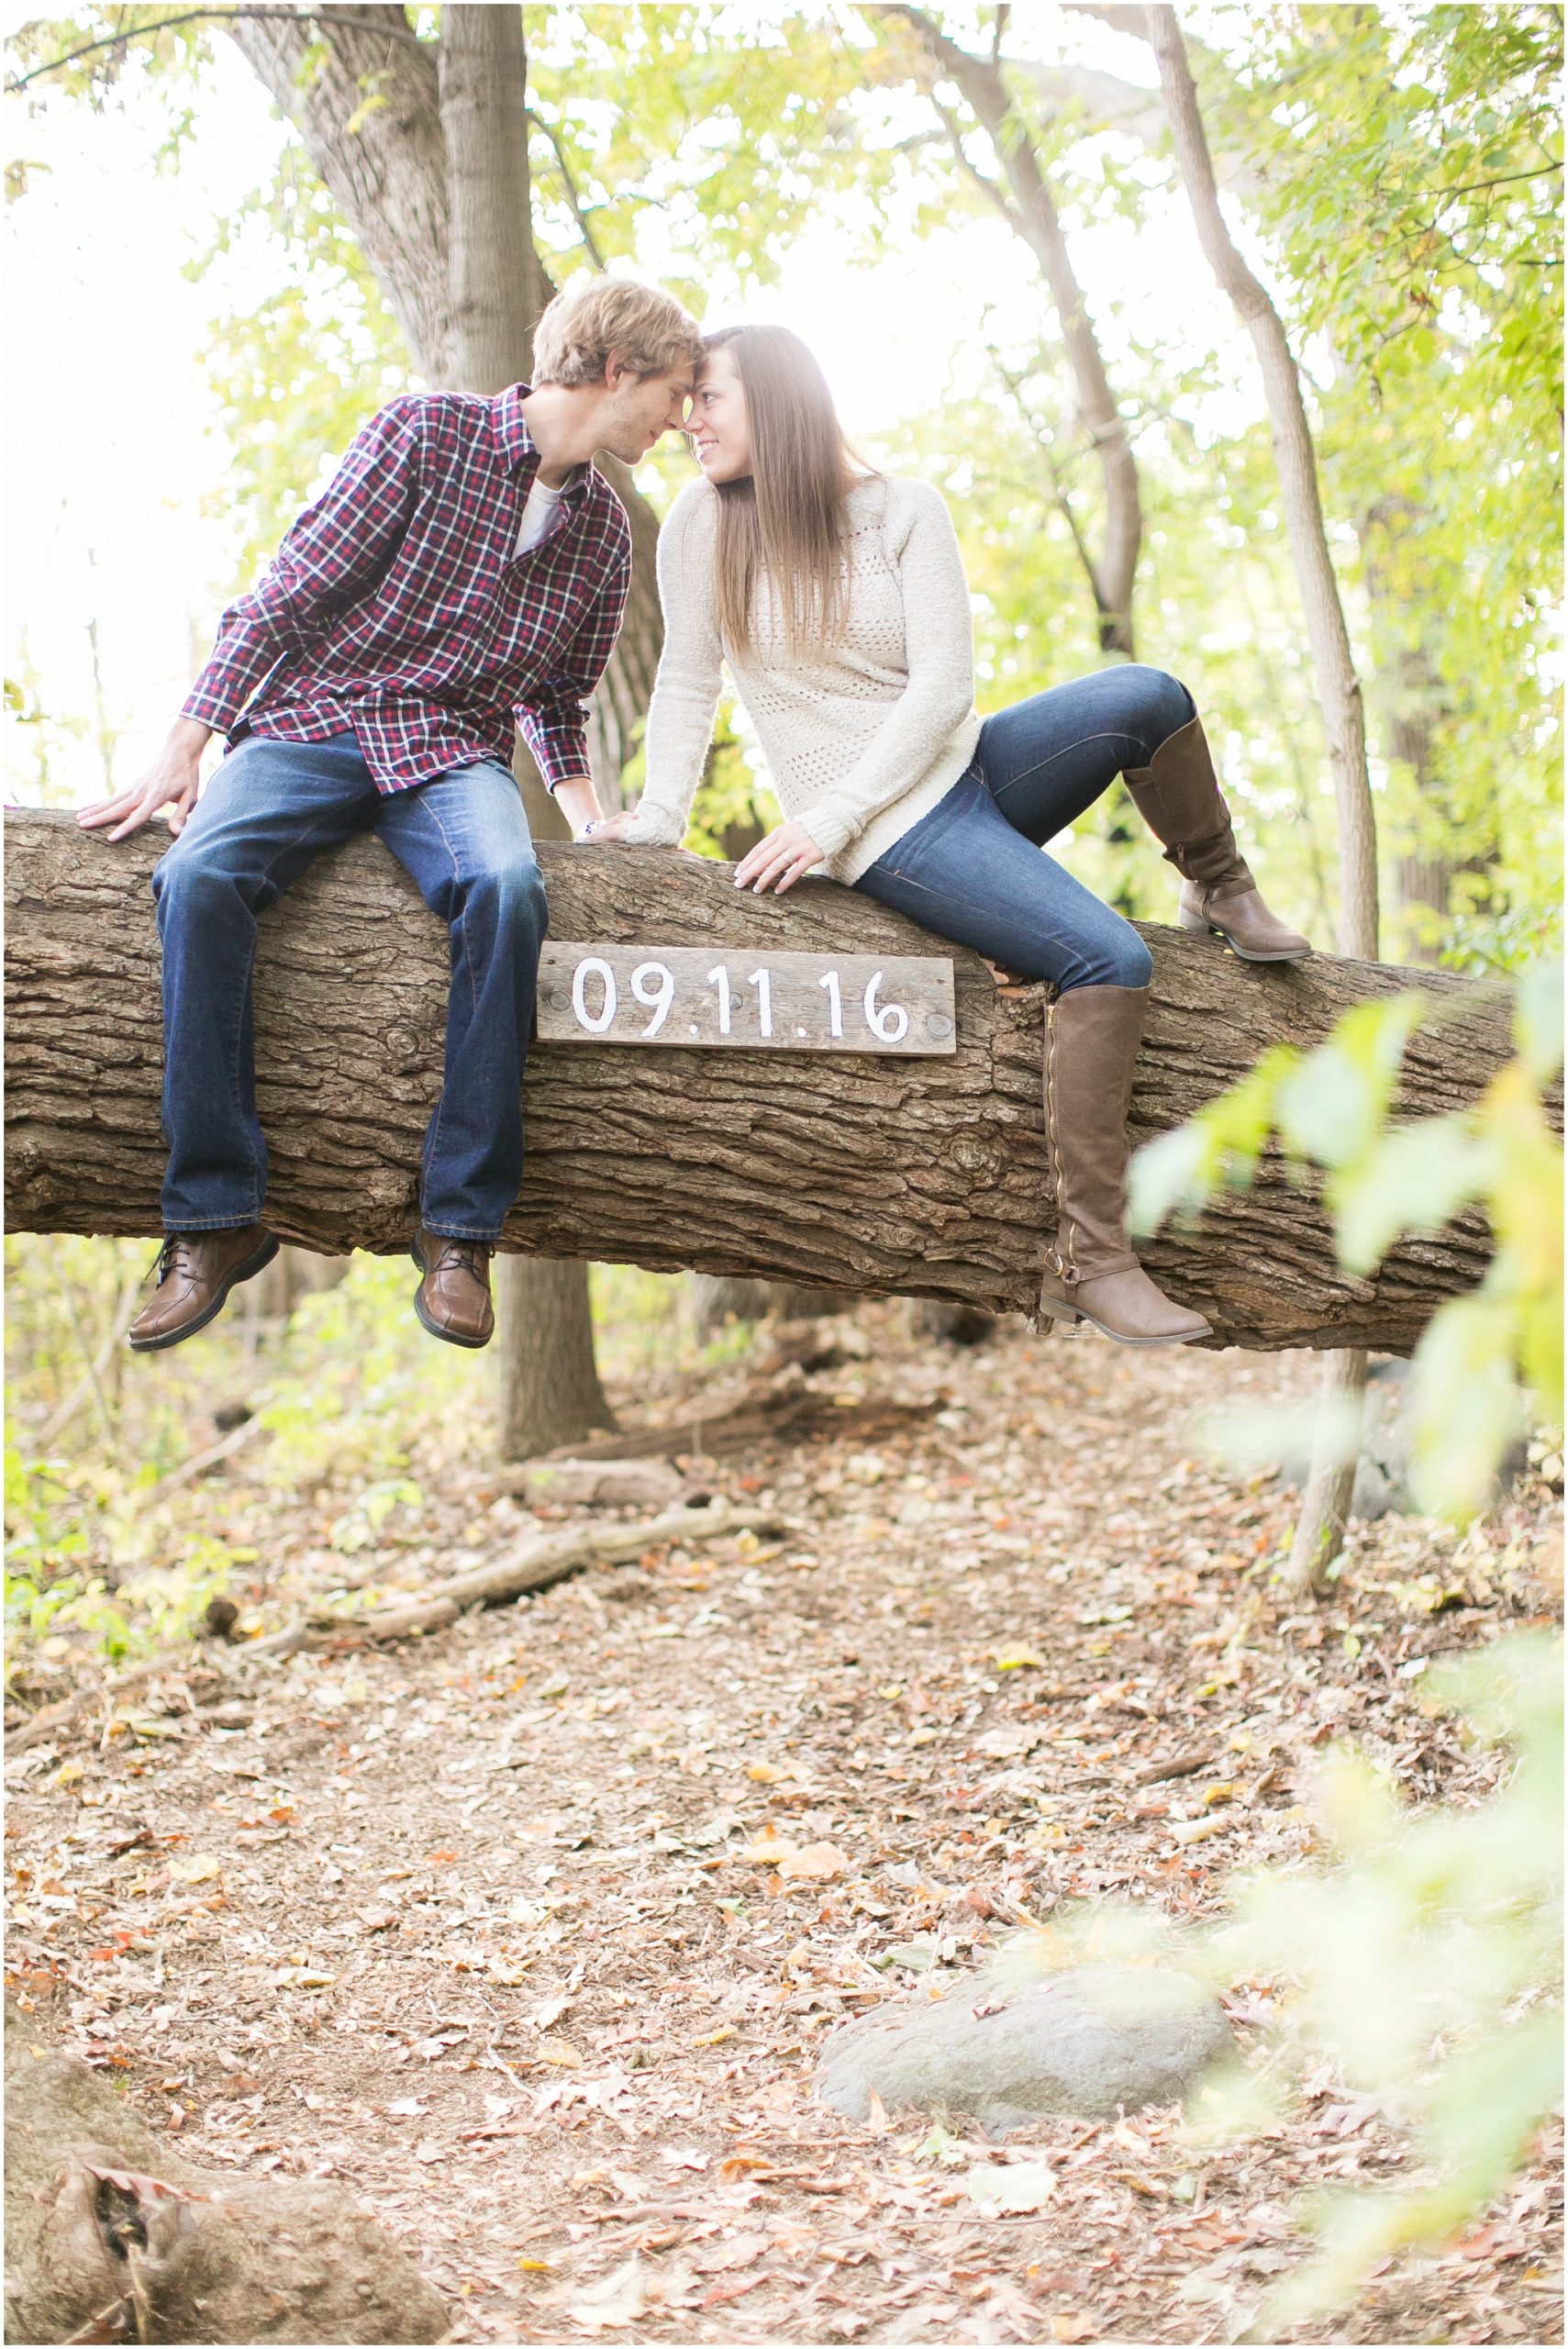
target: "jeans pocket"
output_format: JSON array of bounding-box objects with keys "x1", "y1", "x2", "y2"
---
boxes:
[{"x1": 874, "y1": 767, "x2": 985, "y2": 885}]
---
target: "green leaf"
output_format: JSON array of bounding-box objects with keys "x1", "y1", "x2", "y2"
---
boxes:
[
  {"x1": 1331, "y1": 1114, "x2": 1484, "y2": 1275},
  {"x1": 1514, "y1": 958, "x2": 1564, "y2": 1084},
  {"x1": 1407, "y1": 1294, "x2": 1526, "y2": 1520},
  {"x1": 1276, "y1": 995, "x2": 1428, "y2": 1170}
]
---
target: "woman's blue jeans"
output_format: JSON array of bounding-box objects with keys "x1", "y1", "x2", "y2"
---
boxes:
[
  {"x1": 150, "y1": 730, "x2": 547, "y2": 1240},
  {"x1": 853, "y1": 664, "x2": 1194, "y2": 991}
]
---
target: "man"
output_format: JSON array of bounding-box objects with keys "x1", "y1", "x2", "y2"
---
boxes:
[{"x1": 81, "y1": 277, "x2": 701, "y2": 1353}]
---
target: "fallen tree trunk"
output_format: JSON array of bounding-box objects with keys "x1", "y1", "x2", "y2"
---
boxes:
[
  {"x1": 4, "y1": 2011, "x2": 447, "y2": 2343},
  {"x1": 3, "y1": 810, "x2": 1527, "y2": 1352}
]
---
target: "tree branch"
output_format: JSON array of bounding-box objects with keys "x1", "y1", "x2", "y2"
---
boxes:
[
  {"x1": 527, "y1": 105, "x2": 606, "y2": 272},
  {"x1": 4, "y1": 4, "x2": 423, "y2": 95},
  {"x1": 929, "y1": 93, "x2": 1027, "y2": 238}
]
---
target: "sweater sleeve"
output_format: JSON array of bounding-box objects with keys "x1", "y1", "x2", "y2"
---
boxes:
[
  {"x1": 794, "y1": 481, "x2": 976, "y2": 863},
  {"x1": 623, "y1": 484, "x2": 723, "y2": 847}
]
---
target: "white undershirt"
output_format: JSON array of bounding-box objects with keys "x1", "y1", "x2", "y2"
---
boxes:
[{"x1": 515, "y1": 475, "x2": 563, "y2": 557}]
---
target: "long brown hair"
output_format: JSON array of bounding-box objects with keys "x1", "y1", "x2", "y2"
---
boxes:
[{"x1": 704, "y1": 325, "x2": 868, "y2": 662}]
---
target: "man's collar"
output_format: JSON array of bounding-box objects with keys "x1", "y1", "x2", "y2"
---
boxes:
[{"x1": 491, "y1": 383, "x2": 591, "y2": 498}]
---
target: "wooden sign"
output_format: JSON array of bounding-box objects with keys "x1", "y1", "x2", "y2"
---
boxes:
[{"x1": 536, "y1": 944, "x2": 957, "y2": 1055}]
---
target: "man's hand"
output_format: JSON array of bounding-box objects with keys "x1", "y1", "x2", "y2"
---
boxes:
[
  {"x1": 78, "y1": 718, "x2": 212, "y2": 841},
  {"x1": 733, "y1": 819, "x2": 825, "y2": 896}
]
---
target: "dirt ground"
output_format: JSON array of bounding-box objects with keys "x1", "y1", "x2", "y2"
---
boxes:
[{"x1": 6, "y1": 1306, "x2": 1562, "y2": 2344}]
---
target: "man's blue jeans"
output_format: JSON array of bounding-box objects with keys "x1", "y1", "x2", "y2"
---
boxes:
[
  {"x1": 150, "y1": 731, "x2": 547, "y2": 1240},
  {"x1": 854, "y1": 665, "x2": 1194, "y2": 990}
]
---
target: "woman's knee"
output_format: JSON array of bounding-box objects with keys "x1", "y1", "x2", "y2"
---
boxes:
[
  {"x1": 1118, "y1": 665, "x2": 1194, "y2": 763},
  {"x1": 1064, "y1": 921, "x2": 1153, "y2": 993}
]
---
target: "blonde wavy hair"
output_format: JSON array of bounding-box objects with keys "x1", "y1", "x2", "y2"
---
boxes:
[{"x1": 532, "y1": 277, "x2": 703, "y2": 389}]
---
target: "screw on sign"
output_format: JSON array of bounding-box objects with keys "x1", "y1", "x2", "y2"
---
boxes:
[{"x1": 537, "y1": 943, "x2": 957, "y2": 1055}]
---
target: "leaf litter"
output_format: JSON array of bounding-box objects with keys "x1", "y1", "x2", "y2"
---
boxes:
[{"x1": 5, "y1": 1300, "x2": 1562, "y2": 2342}]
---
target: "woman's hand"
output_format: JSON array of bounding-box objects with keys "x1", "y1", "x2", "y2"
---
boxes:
[
  {"x1": 577, "y1": 809, "x2": 638, "y2": 843},
  {"x1": 733, "y1": 819, "x2": 825, "y2": 895}
]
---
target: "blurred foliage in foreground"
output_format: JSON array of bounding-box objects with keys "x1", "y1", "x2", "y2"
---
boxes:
[
  {"x1": 1131, "y1": 963, "x2": 1564, "y2": 1521},
  {"x1": 1231, "y1": 1631, "x2": 1562, "y2": 2329},
  {"x1": 1116, "y1": 960, "x2": 1564, "y2": 2313},
  {"x1": 1012, "y1": 1628, "x2": 1562, "y2": 2328}
]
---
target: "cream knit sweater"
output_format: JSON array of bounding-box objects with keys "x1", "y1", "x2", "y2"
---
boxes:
[{"x1": 622, "y1": 473, "x2": 981, "y2": 883}]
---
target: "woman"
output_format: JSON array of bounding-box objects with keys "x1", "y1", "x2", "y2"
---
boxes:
[{"x1": 590, "y1": 326, "x2": 1310, "y2": 1345}]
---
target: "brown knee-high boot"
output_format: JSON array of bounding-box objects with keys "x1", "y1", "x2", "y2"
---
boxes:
[
  {"x1": 1038, "y1": 985, "x2": 1212, "y2": 1346},
  {"x1": 1123, "y1": 714, "x2": 1312, "y2": 963}
]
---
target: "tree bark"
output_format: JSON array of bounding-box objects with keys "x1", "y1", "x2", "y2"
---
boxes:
[
  {"x1": 1144, "y1": 5, "x2": 1377, "y2": 962},
  {"x1": 227, "y1": 6, "x2": 459, "y2": 384},
  {"x1": 1284, "y1": 1342, "x2": 1369, "y2": 1594},
  {"x1": 439, "y1": 3, "x2": 536, "y2": 390},
  {"x1": 223, "y1": 2, "x2": 661, "y2": 809},
  {"x1": 879, "y1": 7, "x2": 1142, "y2": 656},
  {"x1": 428, "y1": 3, "x2": 611, "y2": 1458},
  {"x1": 4, "y1": 2021, "x2": 447, "y2": 2343},
  {"x1": 8, "y1": 810, "x2": 1538, "y2": 1357},
  {"x1": 1357, "y1": 495, "x2": 1494, "y2": 968},
  {"x1": 1144, "y1": 3, "x2": 1383, "y2": 1581}
]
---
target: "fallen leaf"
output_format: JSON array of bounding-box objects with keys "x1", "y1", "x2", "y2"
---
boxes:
[
  {"x1": 965, "y1": 2160, "x2": 1057, "y2": 2215},
  {"x1": 775, "y1": 1841, "x2": 847, "y2": 1881},
  {"x1": 414, "y1": 2138, "x2": 443, "y2": 2164},
  {"x1": 167, "y1": 1854, "x2": 222, "y2": 1885},
  {"x1": 994, "y1": 1645, "x2": 1047, "y2": 1671},
  {"x1": 745, "y1": 1762, "x2": 787, "y2": 1783},
  {"x1": 568, "y1": 2254, "x2": 646, "y2": 2332},
  {"x1": 692, "y1": 2025, "x2": 736, "y2": 2047},
  {"x1": 740, "y1": 1831, "x2": 797, "y2": 1865},
  {"x1": 539, "y1": 2036, "x2": 584, "y2": 2068},
  {"x1": 1051, "y1": 2313, "x2": 1096, "y2": 2343}
]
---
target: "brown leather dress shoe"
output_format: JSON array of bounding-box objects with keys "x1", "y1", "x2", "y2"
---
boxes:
[
  {"x1": 411, "y1": 1229, "x2": 495, "y2": 1349},
  {"x1": 128, "y1": 1225, "x2": 280, "y2": 1353}
]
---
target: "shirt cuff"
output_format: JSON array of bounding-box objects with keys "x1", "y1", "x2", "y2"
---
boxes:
[
  {"x1": 181, "y1": 668, "x2": 250, "y2": 733},
  {"x1": 623, "y1": 800, "x2": 686, "y2": 847},
  {"x1": 523, "y1": 718, "x2": 594, "y2": 796}
]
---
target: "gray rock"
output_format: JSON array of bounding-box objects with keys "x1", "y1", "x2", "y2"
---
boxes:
[
  {"x1": 1272, "y1": 1355, "x2": 1526, "y2": 1521},
  {"x1": 815, "y1": 1964, "x2": 1234, "y2": 2134}
]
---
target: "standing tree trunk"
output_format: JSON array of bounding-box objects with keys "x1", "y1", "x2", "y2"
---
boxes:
[
  {"x1": 1144, "y1": 3, "x2": 1379, "y2": 1596},
  {"x1": 438, "y1": 6, "x2": 538, "y2": 389},
  {"x1": 437, "y1": 2, "x2": 614, "y2": 1458},
  {"x1": 1356, "y1": 495, "x2": 1497, "y2": 968},
  {"x1": 877, "y1": 6, "x2": 1142, "y2": 657},
  {"x1": 1144, "y1": 7, "x2": 1377, "y2": 955},
  {"x1": 229, "y1": 2, "x2": 616, "y2": 1458}
]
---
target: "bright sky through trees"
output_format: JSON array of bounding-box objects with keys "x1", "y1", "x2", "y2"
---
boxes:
[{"x1": 5, "y1": 10, "x2": 1262, "y2": 807}]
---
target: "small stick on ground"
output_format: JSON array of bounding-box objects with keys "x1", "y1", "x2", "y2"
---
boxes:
[{"x1": 246, "y1": 1501, "x2": 798, "y2": 1654}]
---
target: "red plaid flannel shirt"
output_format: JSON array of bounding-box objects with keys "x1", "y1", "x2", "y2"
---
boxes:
[{"x1": 182, "y1": 384, "x2": 631, "y2": 795}]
